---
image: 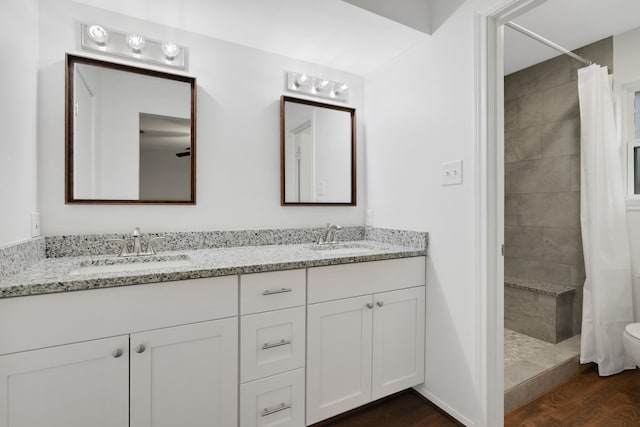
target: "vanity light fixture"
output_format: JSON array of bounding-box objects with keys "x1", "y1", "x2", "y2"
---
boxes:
[
  {"x1": 80, "y1": 24, "x2": 186, "y2": 69},
  {"x1": 286, "y1": 71, "x2": 349, "y2": 102},
  {"x1": 161, "y1": 42, "x2": 180, "y2": 60},
  {"x1": 126, "y1": 33, "x2": 146, "y2": 53},
  {"x1": 88, "y1": 25, "x2": 108, "y2": 45}
]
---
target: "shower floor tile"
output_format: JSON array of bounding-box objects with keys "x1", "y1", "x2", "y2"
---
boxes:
[{"x1": 504, "y1": 328, "x2": 553, "y2": 368}]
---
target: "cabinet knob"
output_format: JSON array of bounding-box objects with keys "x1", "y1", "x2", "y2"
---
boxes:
[
  {"x1": 135, "y1": 344, "x2": 146, "y2": 354},
  {"x1": 376, "y1": 301, "x2": 384, "y2": 307},
  {"x1": 112, "y1": 348, "x2": 123, "y2": 358},
  {"x1": 366, "y1": 303, "x2": 373, "y2": 309}
]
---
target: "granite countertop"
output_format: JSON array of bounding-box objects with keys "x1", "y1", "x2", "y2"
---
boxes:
[{"x1": 0, "y1": 240, "x2": 426, "y2": 299}]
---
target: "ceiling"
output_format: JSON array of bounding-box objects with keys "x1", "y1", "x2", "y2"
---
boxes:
[
  {"x1": 72, "y1": 0, "x2": 640, "y2": 77},
  {"x1": 504, "y1": 0, "x2": 640, "y2": 75}
]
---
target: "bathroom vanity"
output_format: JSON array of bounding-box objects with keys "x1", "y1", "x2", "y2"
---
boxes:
[{"x1": 0, "y1": 233, "x2": 426, "y2": 427}]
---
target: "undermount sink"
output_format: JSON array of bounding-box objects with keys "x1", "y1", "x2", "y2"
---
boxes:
[
  {"x1": 305, "y1": 242, "x2": 377, "y2": 255},
  {"x1": 68, "y1": 254, "x2": 192, "y2": 276}
]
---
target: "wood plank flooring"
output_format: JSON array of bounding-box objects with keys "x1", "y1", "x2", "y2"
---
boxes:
[
  {"x1": 310, "y1": 390, "x2": 463, "y2": 427},
  {"x1": 505, "y1": 364, "x2": 640, "y2": 426}
]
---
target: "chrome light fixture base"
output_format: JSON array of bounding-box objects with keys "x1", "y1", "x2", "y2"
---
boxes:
[
  {"x1": 80, "y1": 24, "x2": 186, "y2": 70},
  {"x1": 286, "y1": 71, "x2": 349, "y2": 102}
]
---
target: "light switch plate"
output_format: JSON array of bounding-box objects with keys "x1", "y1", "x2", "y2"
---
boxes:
[
  {"x1": 31, "y1": 212, "x2": 41, "y2": 238},
  {"x1": 442, "y1": 160, "x2": 463, "y2": 186}
]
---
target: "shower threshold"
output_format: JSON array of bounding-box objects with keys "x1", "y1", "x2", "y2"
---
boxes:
[{"x1": 504, "y1": 330, "x2": 585, "y2": 413}]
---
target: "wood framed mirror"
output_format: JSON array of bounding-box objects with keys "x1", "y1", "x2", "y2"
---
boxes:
[
  {"x1": 280, "y1": 96, "x2": 356, "y2": 206},
  {"x1": 65, "y1": 54, "x2": 196, "y2": 204}
]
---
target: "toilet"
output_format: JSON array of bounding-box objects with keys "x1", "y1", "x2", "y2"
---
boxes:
[{"x1": 623, "y1": 323, "x2": 640, "y2": 367}]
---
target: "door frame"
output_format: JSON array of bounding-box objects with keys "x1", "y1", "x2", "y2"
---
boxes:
[{"x1": 474, "y1": 0, "x2": 547, "y2": 425}]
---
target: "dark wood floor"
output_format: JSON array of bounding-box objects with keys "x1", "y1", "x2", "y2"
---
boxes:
[
  {"x1": 505, "y1": 365, "x2": 640, "y2": 426},
  {"x1": 311, "y1": 390, "x2": 463, "y2": 427}
]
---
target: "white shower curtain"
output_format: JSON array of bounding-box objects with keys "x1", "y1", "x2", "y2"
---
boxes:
[{"x1": 578, "y1": 64, "x2": 635, "y2": 376}]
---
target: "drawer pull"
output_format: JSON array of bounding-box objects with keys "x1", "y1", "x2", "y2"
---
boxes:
[
  {"x1": 262, "y1": 288, "x2": 293, "y2": 296},
  {"x1": 262, "y1": 339, "x2": 291, "y2": 350},
  {"x1": 376, "y1": 301, "x2": 384, "y2": 307},
  {"x1": 261, "y1": 402, "x2": 291, "y2": 417}
]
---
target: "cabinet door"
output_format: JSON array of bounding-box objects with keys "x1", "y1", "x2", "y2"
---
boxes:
[
  {"x1": 0, "y1": 336, "x2": 129, "y2": 427},
  {"x1": 130, "y1": 318, "x2": 238, "y2": 427},
  {"x1": 306, "y1": 295, "x2": 373, "y2": 425},
  {"x1": 372, "y1": 286, "x2": 425, "y2": 400}
]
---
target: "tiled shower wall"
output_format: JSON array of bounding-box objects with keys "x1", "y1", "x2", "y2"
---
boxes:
[{"x1": 504, "y1": 37, "x2": 613, "y2": 333}]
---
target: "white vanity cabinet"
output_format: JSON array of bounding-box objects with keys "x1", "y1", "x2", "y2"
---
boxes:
[
  {"x1": 130, "y1": 318, "x2": 238, "y2": 427},
  {"x1": 0, "y1": 276, "x2": 238, "y2": 427},
  {"x1": 239, "y1": 269, "x2": 306, "y2": 427},
  {"x1": 0, "y1": 335, "x2": 130, "y2": 427},
  {"x1": 306, "y1": 257, "x2": 426, "y2": 425}
]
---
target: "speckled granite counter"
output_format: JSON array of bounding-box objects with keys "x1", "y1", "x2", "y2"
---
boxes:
[
  {"x1": 0, "y1": 240, "x2": 426, "y2": 299},
  {"x1": 504, "y1": 276, "x2": 575, "y2": 296}
]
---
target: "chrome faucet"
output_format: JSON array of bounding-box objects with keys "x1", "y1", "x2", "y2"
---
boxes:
[
  {"x1": 107, "y1": 228, "x2": 165, "y2": 257},
  {"x1": 317, "y1": 223, "x2": 343, "y2": 245}
]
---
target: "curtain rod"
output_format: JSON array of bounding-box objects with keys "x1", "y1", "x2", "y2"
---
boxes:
[{"x1": 505, "y1": 21, "x2": 593, "y2": 67}]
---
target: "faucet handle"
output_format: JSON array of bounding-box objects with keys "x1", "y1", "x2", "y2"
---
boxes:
[
  {"x1": 145, "y1": 236, "x2": 165, "y2": 255},
  {"x1": 132, "y1": 227, "x2": 141, "y2": 237},
  {"x1": 107, "y1": 238, "x2": 130, "y2": 257}
]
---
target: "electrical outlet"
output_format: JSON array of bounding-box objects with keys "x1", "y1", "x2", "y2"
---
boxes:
[
  {"x1": 31, "y1": 213, "x2": 41, "y2": 238},
  {"x1": 442, "y1": 160, "x2": 463, "y2": 186}
]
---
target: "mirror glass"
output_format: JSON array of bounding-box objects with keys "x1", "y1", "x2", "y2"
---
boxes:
[
  {"x1": 281, "y1": 96, "x2": 356, "y2": 205},
  {"x1": 66, "y1": 54, "x2": 196, "y2": 204}
]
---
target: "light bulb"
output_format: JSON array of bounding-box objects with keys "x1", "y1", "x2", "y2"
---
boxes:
[
  {"x1": 126, "y1": 33, "x2": 145, "y2": 52},
  {"x1": 294, "y1": 73, "x2": 309, "y2": 88},
  {"x1": 315, "y1": 79, "x2": 330, "y2": 92},
  {"x1": 161, "y1": 42, "x2": 179, "y2": 59},
  {"x1": 88, "y1": 25, "x2": 108, "y2": 45}
]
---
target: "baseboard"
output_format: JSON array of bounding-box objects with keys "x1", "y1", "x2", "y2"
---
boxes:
[{"x1": 413, "y1": 384, "x2": 474, "y2": 426}]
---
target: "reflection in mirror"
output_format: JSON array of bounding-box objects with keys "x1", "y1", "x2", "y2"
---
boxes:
[
  {"x1": 280, "y1": 96, "x2": 356, "y2": 206},
  {"x1": 66, "y1": 54, "x2": 196, "y2": 204}
]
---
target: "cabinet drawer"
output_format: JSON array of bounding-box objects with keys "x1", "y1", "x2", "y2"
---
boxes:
[
  {"x1": 0, "y1": 276, "x2": 238, "y2": 355},
  {"x1": 240, "y1": 269, "x2": 305, "y2": 315},
  {"x1": 240, "y1": 368, "x2": 305, "y2": 427},
  {"x1": 241, "y1": 307, "x2": 305, "y2": 383},
  {"x1": 307, "y1": 257, "x2": 426, "y2": 303}
]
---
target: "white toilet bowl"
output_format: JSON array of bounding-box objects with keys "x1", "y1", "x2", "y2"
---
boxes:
[{"x1": 623, "y1": 323, "x2": 640, "y2": 367}]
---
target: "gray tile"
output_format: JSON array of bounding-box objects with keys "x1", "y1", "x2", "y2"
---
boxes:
[
  {"x1": 542, "y1": 118, "x2": 580, "y2": 158},
  {"x1": 518, "y1": 82, "x2": 579, "y2": 128},
  {"x1": 505, "y1": 157, "x2": 571, "y2": 194},
  {"x1": 505, "y1": 226, "x2": 543, "y2": 259},
  {"x1": 555, "y1": 292, "x2": 575, "y2": 342},
  {"x1": 570, "y1": 263, "x2": 586, "y2": 288},
  {"x1": 505, "y1": 73, "x2": 521, "y2": 102},
  {"x1": 570, "y1": 37, "x2": 614, "y2": 81},
  {"x1": 505, "y1": 195, "x2": 519, "y2": 226},
  {"x1": 504, "y1": 329, "x2": 553, "y2": 367},
  {"x1": 505, "y1": 257, "x2": 571, "y2": 285},
  {"x1": 505, "y1": 126, "x2": 542, "y2": 163},
  {"x1": 543, "y1": 227, "x2": 582, "y2": 265},
  {"x1": 570, "y1": 155, "x2": 580, "y2": 191},
  {"x1": 513, "y1": 54, "x2": 572, "y2": 99},
  {"x1": 504, "y1": 359, "x2": 548, "y2": 390},
  {"x1": 504, "y1": 356, "x2": 583, "y2": 413},
  {"x1": 505, "y1": 285, "x2": 558, "y2": 342},
  {"x1": 518, "y1": 192, "x2": 580, "y2": 227},
  {"x1": 505, "y1": 99, "x2": 519, "y2": 131},
  {"x1": 572, "y1": 286, "x2": 583, "y2": 335}
]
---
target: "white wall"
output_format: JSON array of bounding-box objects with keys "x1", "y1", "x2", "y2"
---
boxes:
[
  {"x1": 37, "y1": 0, "x2": 365, "y2": 235},
  {"x1": 364, "y1": 1, "x2": 495, "y2": 424},
  {"x1": 614, "y1": 26, "x2": 640, "y2": 321},
  {"x1": 0, "y1": 0, "x2": 39, "y2": 246}
]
